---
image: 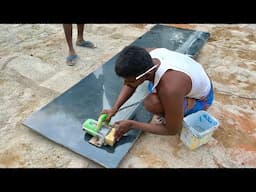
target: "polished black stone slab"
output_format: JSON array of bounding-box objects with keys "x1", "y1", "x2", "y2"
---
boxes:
[
  {"x1": 23, "y1": 24, "x2": 210, "y2": 168},
  {"x1": 132, "y1": 24, "x2": 210, "y2": 57}
]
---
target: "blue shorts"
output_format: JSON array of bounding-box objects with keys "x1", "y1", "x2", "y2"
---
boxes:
[{"x1": 148, "y1": 81, "x2": 214, "y2": 117}]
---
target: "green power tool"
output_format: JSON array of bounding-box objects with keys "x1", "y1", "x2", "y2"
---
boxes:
[
  {"x1": 82, "y1": 114, "x2": 116, "y2": 147},
  {"x1": 82, "y1": 100, "x2": 144, "y2": 147}
]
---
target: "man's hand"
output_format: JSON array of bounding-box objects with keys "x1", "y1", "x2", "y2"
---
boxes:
[
  {"x1": 100, "y1": 108, "x2": 118, "y2": 123},
  {"x1": 113, "y1": 120, "x2": 132, "y2": 141}
]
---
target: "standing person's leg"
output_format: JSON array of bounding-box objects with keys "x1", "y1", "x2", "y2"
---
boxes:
[
  {"x1": 76, "y1": 24, "x2": 85, "y2": 45},
  {"x1": 63, "y1": 24, "x2": 78, "y2": 66},
  {"x1": 76, "y1": 24, "x2": 96, "y2": 48}
]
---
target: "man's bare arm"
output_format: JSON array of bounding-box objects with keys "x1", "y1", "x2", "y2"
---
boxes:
[
  {"x1": 112, "y1": 84, "x2": 136, "y2": 112},
  {"x1": 127, "y1": 120, "x2": 172, "y2": 135},
  {"x1": 157, "y1": 70, "x2": 190, "y2": 134}
]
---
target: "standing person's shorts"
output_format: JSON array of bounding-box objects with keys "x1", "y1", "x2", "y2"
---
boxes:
[{"x1": 148, "y1": 81, "x2": 214, "y2": 117}]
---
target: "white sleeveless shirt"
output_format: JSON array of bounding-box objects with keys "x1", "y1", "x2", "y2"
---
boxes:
[{"x1": 150, "y1": 48, "x2": 211, "y2": 99}]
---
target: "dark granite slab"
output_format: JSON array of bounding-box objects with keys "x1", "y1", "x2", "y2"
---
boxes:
[{"x1": 23, "y1": 24, "x2": 210, "y2": 168}]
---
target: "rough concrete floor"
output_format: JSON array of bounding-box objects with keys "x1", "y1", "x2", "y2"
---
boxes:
[{"x1": 0, "y1": 24, "x2": 255, "y2": 168}]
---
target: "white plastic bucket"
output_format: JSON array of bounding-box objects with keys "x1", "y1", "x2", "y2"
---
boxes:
[{"x1": 180, "y1": 110, "x2": 219, "y2": 150}]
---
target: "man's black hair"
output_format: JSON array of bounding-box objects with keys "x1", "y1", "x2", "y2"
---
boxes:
[{"x1": 115, "y1": 46, "x2": 154, "y2": 78}]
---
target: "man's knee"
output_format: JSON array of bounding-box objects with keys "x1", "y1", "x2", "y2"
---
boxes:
[{"x1": 144, "y1": 93, "x2": 163, "y2": 115}]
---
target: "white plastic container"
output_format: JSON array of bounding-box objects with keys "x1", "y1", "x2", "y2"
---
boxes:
[{"x1": 180, "y1": 110, "x2": 219, "y2": 150}]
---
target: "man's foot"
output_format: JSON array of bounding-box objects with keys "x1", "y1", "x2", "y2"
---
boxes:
[
  {"x1": 156, "y1": 115, "x2": 166, "y2": 125},
  {"x1": 76, "y1": 40, "x2": 96, "y2": 48},
  {"x1": 152, "y1": 115, "x2": 166, "y2": 125},
  {"x1": 66, "y1": 54, "x2": 78, "y2": 66}
]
